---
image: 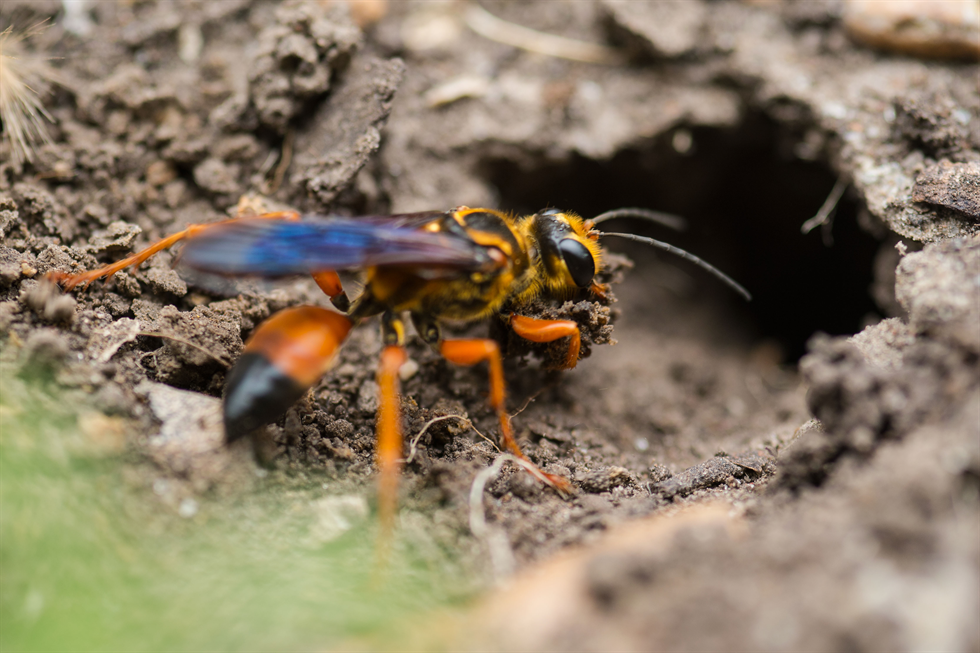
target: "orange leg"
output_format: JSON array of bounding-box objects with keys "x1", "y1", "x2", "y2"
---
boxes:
[
  {"x1": 440, "y1": 339, "x2": 572, "y2": 493},
  {"x1": 376, "y1": 345, "x2": 407, "y2": 555},
  {"x1": 47, "y1": 210, "x2": 302, "y2": 291},
  {"x1": 311, "y1": 270, "x2": 350, "y2": 312},
  {"x1": 509, "y1": 314, "x2": 581, "y2": 370},
  {"x1": 312, "y1": 271, "x2": 343, "y2": 299}
]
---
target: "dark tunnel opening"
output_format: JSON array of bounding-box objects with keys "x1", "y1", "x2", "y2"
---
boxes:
[{"x1": 483, "y1": 113, "x2": 883, "y2": 363}]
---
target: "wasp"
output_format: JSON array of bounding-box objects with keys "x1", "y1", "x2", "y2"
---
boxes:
[{"x1": 48, "y1": 206, "x2": 749, "y2": 534}]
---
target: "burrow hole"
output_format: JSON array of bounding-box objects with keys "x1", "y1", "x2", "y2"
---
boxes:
[{"x1": 484, "y1": 112, "x2": 883, "y2": 363}]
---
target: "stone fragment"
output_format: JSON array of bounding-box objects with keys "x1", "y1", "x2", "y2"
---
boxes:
[
  {"x1": 912, "y1": 160, "x2": 980, "y2": 220},
  {"x1": 844, "y1": 0, "x2": 980, "y2": 60}
]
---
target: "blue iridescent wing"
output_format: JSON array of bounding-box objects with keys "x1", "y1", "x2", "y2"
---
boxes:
[{"x1": 178, "y1": 215, "x2": 491, "y2": 277}]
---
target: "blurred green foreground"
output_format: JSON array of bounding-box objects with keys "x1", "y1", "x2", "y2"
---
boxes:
[{"x1": 1, "y1": 367, "x2": 466, "y2": 652}]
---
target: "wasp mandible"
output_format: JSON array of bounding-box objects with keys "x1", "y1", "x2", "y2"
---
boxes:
[{"x1": 48, "y1": 206, "x2": 749, "y2": 533}]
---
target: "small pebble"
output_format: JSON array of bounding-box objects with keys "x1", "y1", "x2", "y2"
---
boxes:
[
  {"x1": 178, "y1": 497, "x2": 199, "y2": 518},
  {"x1": 146, "y1": 160, "x2": 178, "y2": 187},
  {"x1": 399, "y1": 357, "x2": 419, "y2": 381}
]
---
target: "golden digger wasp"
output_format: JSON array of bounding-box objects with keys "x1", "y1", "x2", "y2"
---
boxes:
[{"x1": 47, "y1": 206, "x2": 749, "y2": 537}]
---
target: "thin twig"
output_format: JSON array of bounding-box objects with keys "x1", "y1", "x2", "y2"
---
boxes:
[
  {"x1": 464, "y1": 3, "x2": 621, "y2": 65},
  {"x1": 469, "y1": 454, "x2": 516, "y2": 536},
  {"x1": 406, "y1": 415, "x2": 466, "y2": 463},
  {"x1": 404, "y1": 414, "x2": 500, "y2": 464},
  {"x1": 801, "y1": 177, "x2": 847, "y2": 246},
  {"x1": 468, "y1": 454, "x2": 551, "y2": 573},
  {"x1": 139, "y1": 331, "x2": 231, "y2": 367},
  {"x1": 468, "y1": 453, "x2": 527, "y2": 580},
  {"x1": 510, "y1": 388, "x2": 542, "y2": 419},
  {"x1": 470, "y1": 422, "x2": 500, "y2": 453},
  {"x1": 265, "y1": 129, "x2": 295, "y2": 194}
]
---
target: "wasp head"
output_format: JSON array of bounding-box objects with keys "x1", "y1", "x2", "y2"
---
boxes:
[{"x1": 526, "y1": 208, "x2": 604, "y2": 296}]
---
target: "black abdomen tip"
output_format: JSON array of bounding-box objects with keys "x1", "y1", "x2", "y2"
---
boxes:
[{"x1": 223, "y1": 352, "x2": 306, "y2": 442}]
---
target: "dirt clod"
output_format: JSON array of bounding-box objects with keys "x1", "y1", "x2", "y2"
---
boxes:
[
  {"x1": 21, "y1": 327, "x2": 70, "y2": 372},
  {"x1": 896, "y1": 233, "x2": 980, "y2": 352},
  {"x1": 249, "y1": 1, "x2": 361, "y2": 132},
  {"x1": 893, "y1": 92, "x2": 971, "y2": 159},
  {"x1": 652, "y1": 450, "x2": 774, "y2": 499}
]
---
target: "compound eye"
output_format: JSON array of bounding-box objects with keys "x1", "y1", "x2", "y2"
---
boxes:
[{"x1": 558, "y1": 238, "x2": 595, "y2": 288}]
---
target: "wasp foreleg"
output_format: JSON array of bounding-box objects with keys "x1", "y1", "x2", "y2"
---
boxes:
[
  {"x1": 439, "y1": 338, "x2": 572, "y2": 494},
  {"x1": 509, "y1": 314, "x2": 581, "y2": 370}
]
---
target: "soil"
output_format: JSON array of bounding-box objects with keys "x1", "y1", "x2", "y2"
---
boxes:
[{"x1": 1, "y1": 1, "x2": 978, "y2": 651}]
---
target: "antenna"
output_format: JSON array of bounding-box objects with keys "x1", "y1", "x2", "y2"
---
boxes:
[
  {"x1": 590, "y1": 208, "x2": 687, "y2": 232},
  {"x1": 597, "y1": 231, "x2": 751, "y2": 301}
]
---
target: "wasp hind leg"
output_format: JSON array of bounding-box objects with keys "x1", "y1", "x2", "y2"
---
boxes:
[
  {"x1": 439, "y1": 337, "x2": 573, "y2": 494},
  {"x1": 47, "y1": 210, "x2": 302, "y2": 291}
]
